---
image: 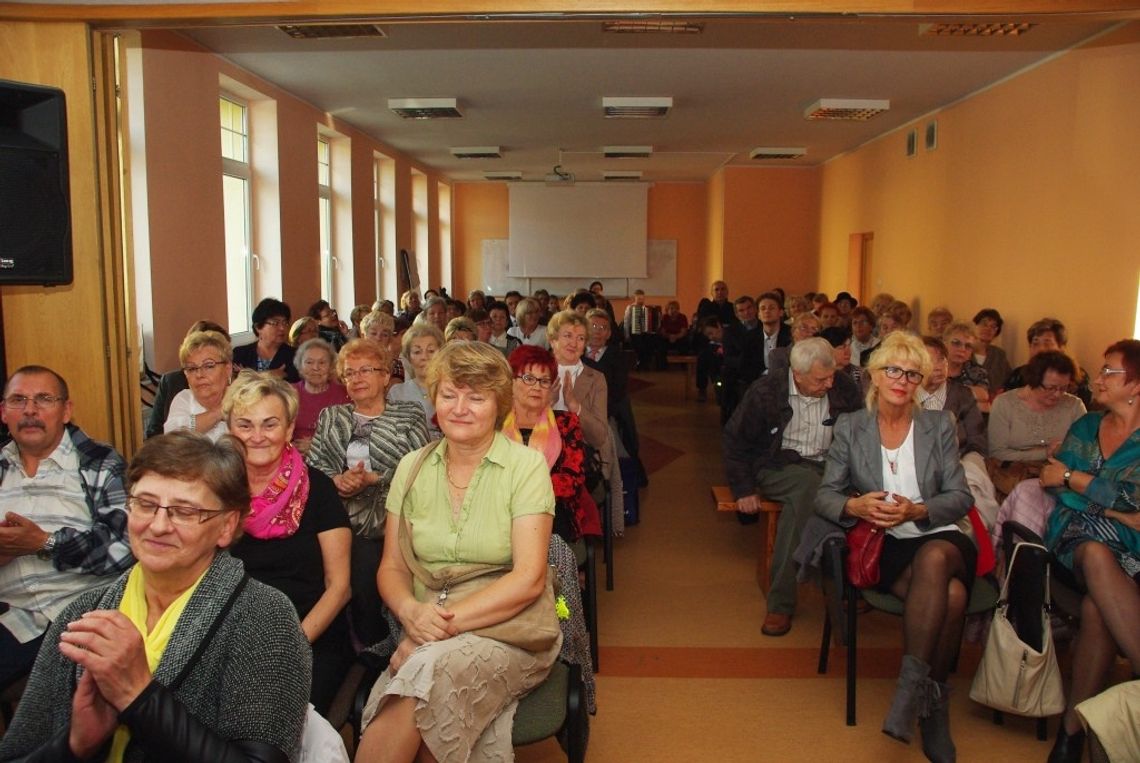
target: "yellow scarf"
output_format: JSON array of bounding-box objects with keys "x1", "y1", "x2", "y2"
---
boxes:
[
  {"x1": 106, "y1": 565, "x2": 206, "y2": 763},
  {"x1": 501, "y1": 407, "x2": 562, "y2": 469}
]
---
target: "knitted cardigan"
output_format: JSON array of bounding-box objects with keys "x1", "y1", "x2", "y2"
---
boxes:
[{"x1": 0, "y1": 553, "x2": 311, "y2": 763}]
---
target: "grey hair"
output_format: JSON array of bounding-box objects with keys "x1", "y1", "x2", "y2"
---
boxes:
[
  {"x1": 790, "y1": 337, "x2": 836, "y2": 373},
  {"x1": 293, "y1": 337, "x2": 337, "y2": 371}
]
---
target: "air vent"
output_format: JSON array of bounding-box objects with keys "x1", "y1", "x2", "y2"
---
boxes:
[
  {"x1": 484, "y1": 171, "x2": 522, "y2": 181},
  {"x1": 603, "y1": 145, "x2": 653, "y2": 159},
  {"x1": 389, "y1": 98, "x2": 462, "y2": 120},
  {"x1": 278, "y1": 24, "x2": 387, "y2": 39},
  {"x1": 749, "y1": 147, "x2": 807, "y2": 160},
  {"x1": 804, "y1": 98, "x2": 890, "y2": 121},
  {"x1": 602, "y1": 171, "x2": 644, "y2": 181},
  {"x1": 602, "y1": 20, "x2": 704, "y2": 34},
  {"x1": 450, "y1": 146, "x2": 501, "y2": 159},
  {"x1": 603, "y1": 97, "x2": 672, "y2": 119},
  {"x1": 920, "y1": 22, "x2": 1033, "y2": 37}
]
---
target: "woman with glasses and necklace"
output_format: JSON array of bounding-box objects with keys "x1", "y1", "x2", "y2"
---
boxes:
[
  {"x1": 0, "y1": 431, "x2": 311, "y2": 762},
  {"x1": 503, "y1": 345, "x2": 601, "y2": 543},
  {"x1": 1041, "y1": 340, "x2": 1140, "y2": 762},
  {"x1": 233, "y1": 297, "x2": 300, "y2": 383},
  {"x1": 308, "y1": 339, "x2": 429, "y2": 648},
  {"x1": 816, "y1": 332, "x2": 975, "y2": 761},
  {"x1": 224, "y1": 371, "x2": 353, "y2": 717},
  {"x1": 163, "y1": 330, "x2": 233, "y2": 442}
]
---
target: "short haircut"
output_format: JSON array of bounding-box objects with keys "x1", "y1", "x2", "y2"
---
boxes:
[
  {"x1": 293, "y1": 337, "x2": 337, "y2": 371},
  {"x1": 885, "y1": 300, "x2": 913, "y2": 327},
  {"x1": 223, "y1": 369, "x2": 299, "y2": 425},
  {"x1": 733, "y1": 295, "x2": 755, "y2": 307},
  {"x1": 487, "y1": 301, "x2": 510, "y2": 318},
  {"x1": 179, "y1": 330, "x2": 232, "y2": 366},
  {"x1": 306, "y1": 300, "x2": 331, "y2": 320},
  {"x1": 866, "y1": 332, "x2": 933, "y2": 409},
  {"x1": 288, "y1": 317, "x2": 317, "y2": 346},
  {"x1": 187, "y1": 320, "x2": 229, "y2": 340},
  {"x1": 570, "y1": 292, "x2": 597, "y2": 310},
  {"x1": 444, "y1": 317, "x2": 478, "y2": 342},
  {"x1": 360, "y1": 310, "x2": 395, "y2": 337},
  {"x1": 1023, "y1": 350, "x2": 1077, "y2": 388},
  {"x1": 467, "y1": 308, "x2": 490, "y2": 324},
  {"x1": 586, "y1": 308, "x2": 611, "y2": 326},
  {"x1": 942, "y1": 321, "x2": 978, "y2": 342},
  {"x1": 790, "y1": 337, "x2": 836, "y2": 373},
  {"x1": 5, "y1": 365, "x2": 69, "y2": 400},
  {"x1": 126, "y1": 431, "x2": 252, "y2": 540},
  {"x1": 757, "y1": 291, "x2": 783, "y2": 308},
  {"x1": 927, "y1": 306, "x2": 953, "y2": 322},
  {"x1": 633, "y1": 289, "x2": 645, "y2": 296},
  {"x1": 792, "y1": 311, "x2": 821, "y2": 333},
  {"x1": 922, "y1": 336, "x2": 949, "y2": 358},
  {"x1": 817, "y1": 301, "x2": 839, "y2": 315},
  {"x1": 1105, "y1": 339, "x2": 1140, "y2": 384},
  {"x1": 424, "y1": 340, "x2": 513, "y2": 426},
  {"x1": 508, "y1": 344, "x2": 557, "y2": 381},
  {"x1": 349, "y1": 304, "x2": 371, "y2": 326},
  {"x1": 399, "y1": 289, "x2": 419, "y2": 310},
  {"x1": 533, "y1": 289, "x2": 550, "y2": 299},
  {"x1": 1027, "y1": 317, "x2": 1068, "y2": 347},
  {"x1": 547, "y1": 309, "x2": 587, "y2": 338},
  {"x1": 336, "y1": 338, "x2": 391, "y2": 380},
  {"x1": 251, "y1": 298, "x2": 290, "y2": 330},
  {"x1": 421, "y1": 295, "x2": 447, "y2": 314},
  {"x1": 400, "y1": 324, "x2": 444, "y2": 378},
  {"x1": 850, "y1": 306, "x2": 876, "y2": 324},
  {"x1": 515, "y1": 297, "x2": 539, "y2": 322},
  {"x1": 504, "y1": 290, "x2": 522, "y2": 299},
  {"x1": 467, "y1": 289, "x2": 485, "y2": 301},
  {"x1": 972, "y1": 308, "x2": 1004, "y2": 336},
  {"x1": 818, "y1": 326, "x2": 852, "y2": 348}
]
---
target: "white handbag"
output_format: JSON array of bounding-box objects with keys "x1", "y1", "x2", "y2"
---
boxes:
[{"x1": 969, "y1": 542, "x2": 1065, "y2": 717}]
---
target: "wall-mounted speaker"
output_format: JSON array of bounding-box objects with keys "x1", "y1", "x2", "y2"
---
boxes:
[{"x1": 0, "y1": 79, "x2": 73, "y2": 285}]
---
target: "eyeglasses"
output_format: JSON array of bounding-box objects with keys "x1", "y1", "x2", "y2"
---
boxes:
[
  {"x1": 948, "y1": 338, "x2": 975, "y2": 351},
  {"x1": 182, "y1": 359, "x2": 228, "y2": 376},
  {"x1": 589, "y1": 323, "x2": 609, "y2": 331},
  {"x1": 127, "y1": 496, "x2": 228, "y2": 525},
  {"x1": 516, "y1": 374, "x2": 554, "y2": 389},
  {"x1": 3, "y1": 393, "x2": 66, "y2": 410},
  {"x1": 1039, "y1": 383, "x2": 1068, "y2": 394},
  {"x1": 343, "y1": 366, "x2": 386, "y2": 380},
  {"x1": 263, "y1": 318, "x2": 289, "y2": 328},
  {"x1": 1098, "y1": 366, "x2": 1127, "y2": 379},
  {"x1": 882, "y1": 366, "x2": 925, "y2": 385}
]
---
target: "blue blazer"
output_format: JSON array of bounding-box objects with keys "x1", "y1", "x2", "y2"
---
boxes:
[{"x1": 815, "y1": 407, "x2": 972, "y2": 530}]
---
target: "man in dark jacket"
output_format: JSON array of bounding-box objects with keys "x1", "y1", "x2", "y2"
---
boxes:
[{"x1": 722, "y1": 339, "x2": 862, "y2": 637}]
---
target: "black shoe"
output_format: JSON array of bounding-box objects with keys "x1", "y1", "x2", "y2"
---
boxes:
[
  {"x1": 736, "y1": 511, "x2": 759, "y2": 525},
  {"x1": 1047, "y1": 726, "x2": 1085, "y2": 763}
]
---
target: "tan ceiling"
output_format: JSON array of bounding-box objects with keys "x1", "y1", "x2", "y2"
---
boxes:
[{"x1": 181, "y1": 17, "x2": 1116, "y2": 182}]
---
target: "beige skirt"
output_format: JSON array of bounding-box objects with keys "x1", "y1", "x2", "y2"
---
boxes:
[{"x1": 361, "y1": 632, "x2": 561, "y2": 763}]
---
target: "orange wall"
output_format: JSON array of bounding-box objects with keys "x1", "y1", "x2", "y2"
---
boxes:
[
  {"x1": 818, "y1": 22, "x2": 1140, "y2": 371},
  {"x1": 453, "y1": 182, "x2": 509, "y2": 295}
]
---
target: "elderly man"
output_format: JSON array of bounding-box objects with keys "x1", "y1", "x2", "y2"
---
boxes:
[
  {"x1": 0, "y1": 366, "x2": 133, "y2": 685},
  {"x1": 723, "y1": 339, "x2": 862, "y2": 636}
]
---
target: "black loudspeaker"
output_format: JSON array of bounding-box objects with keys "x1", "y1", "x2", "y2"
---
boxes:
[{"x1": 0, "y1": 79, "x2": 72, "y2": 285}]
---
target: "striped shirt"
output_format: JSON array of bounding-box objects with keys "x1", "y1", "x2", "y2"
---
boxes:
[{"x1": 781, "y1": 369, "x2": 833, "y2": 461}]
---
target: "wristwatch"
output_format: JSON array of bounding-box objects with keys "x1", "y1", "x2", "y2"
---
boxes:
[
  {"x1": 36, "y1": 533, "x2": 57, "y2": 562},
  {"x1": 1062, "y1": 470, "x2": 1073, "y2": 489}
]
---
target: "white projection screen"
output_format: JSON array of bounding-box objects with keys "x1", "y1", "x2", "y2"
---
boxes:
[{"x1": 507, "y1": 183, "x2": 648, "y2": 278}]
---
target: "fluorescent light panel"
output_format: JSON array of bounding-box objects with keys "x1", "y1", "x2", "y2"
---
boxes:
[
  {"x1": 484, "y1": 171, "x2": 522, "y2": 181},
  {"x1": 804, "y1": 98, "x2": 890, "y2": 121},
  {"x1": 389, "y1": 98, "x2": 462, "y2": 120},
  {"x1": 750, "y1": 147, "x2": 807, "y2": 160},
  {"x1": 602, "y1": 171, "x2": 644, "y2": 181},
  {"x1": 278, "y1": 24, "x2": 386, "y2": 39},
  {"x1": 603, "y1": 145, "x2": 653, "y2": 159},
  {"x1": 603, "y1": 96, "x2": 672, "y2": 119},
  {"x1": 450, "y1": 146, "x2": 501, "y2": 159}
]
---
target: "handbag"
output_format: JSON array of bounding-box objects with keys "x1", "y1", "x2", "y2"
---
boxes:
[
  {"x1": 845, "y1": 519, "x2": 885, "y2": 589},
  {"x1": 396, "y1": 442, "x2": 561, "y2": 654},
  {"x1": 969, "y1": 542, "x2": 1065, "y2": 717}
]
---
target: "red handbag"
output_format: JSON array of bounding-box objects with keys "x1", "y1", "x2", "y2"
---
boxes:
[{"x1": 845, "y1": 519, "x2": 885, "y2": 589}]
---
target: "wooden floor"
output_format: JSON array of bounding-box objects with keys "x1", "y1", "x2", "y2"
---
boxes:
[{"x1": 516, "y1": 368, "x2": 1062, "y2": 762}]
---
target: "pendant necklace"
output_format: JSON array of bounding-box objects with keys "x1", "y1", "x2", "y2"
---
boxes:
[{"x1": 884, "y1": 446, "x2": 901, "y2": 475}]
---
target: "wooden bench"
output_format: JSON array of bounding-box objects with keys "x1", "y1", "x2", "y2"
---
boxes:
[
  {"x1": 712, "y1": 485, "x2": 782, "y2": 595},
  {"x1": 665, "y1": 354, "x2": 698, "y2": 400}
]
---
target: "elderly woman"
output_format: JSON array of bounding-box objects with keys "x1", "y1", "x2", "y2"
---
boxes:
[
  {"x1": 288, "y1": 316, "x2": 319, "y2": 349},
  {"x1": 355, "y1": 341, "x2": 560, "y2": 763},
  {"x1": 972, "y1": 308, "x2": 1012, "y2": 393},
  {"x1": 504, "y1": 345, "x2": 602, "y2": 543},
  {"x1": 989, "y1": 350, "x2": 1086, "y2": 463},
  {"x1": 415, "y1": 295, "x2": 448, "y2": 334},
  {"x1": 1042, "y1": 340, "x2": 1140, "y2": 762},
  {"x1": 926, "y1": 306, "x2": 953, "y2": 337},
  {"x1": 767, "y1": 311, "x2": 823, "y2": 373},
  {"x1": 1003, "y1": 317, "x2": 1093, "y2": 407},
  {"x1": 163, "y1": 329, "x2": 233, "y2": 442},
  {"x1": 233, "y1": 297, "x2": 299, "y2": 382},
  {"x1": 223, "y1": 371, "x2": 352, "y2": 716},
  {"x1": 362, "y1": 309, "x2": 404, "y2": 385},
  {"x1": 943, "y1": 321, "x2": 991, "y2": 412},
  {"x1": 444, "y1": 316, "x2": 477, "y2": 343},
  {"x1": 487, "y1": 301, "x2": 521, "y2": 357},
  {"x1": 850, "y1": 306, "x2": 880, "y2": 367},
  {"x1": 816, "y1": 333, "x2": 975, "y2": 760},
  {"x1": 291, "y1": 337, "x2": 350, "y2": 451},
  {"x1": 146, "y1": 320, "x2": 229, "y2": 439},
  {"x1": 308, "y1": 338, "x2": 429, "y2": 646},
  {"x1": 388, "y1": 324, "x2": 445, "y2": 440},
  {"x1": 547, "y1": 310, "x2": 608, "y2": 451},
  {"x1": 0, "y1": 431, "x2": 310, "y2": 761},
  {"x1": 508, "y1": 296, "x2": 549, "y2": 348}
]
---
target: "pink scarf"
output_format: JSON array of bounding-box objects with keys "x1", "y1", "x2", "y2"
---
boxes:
[
  {"x1": 245, "y1": 443, "x2": 310, "y2": 539},
  {"x1": 501, "y1": 408, "x2": 562, "y2": 469}
]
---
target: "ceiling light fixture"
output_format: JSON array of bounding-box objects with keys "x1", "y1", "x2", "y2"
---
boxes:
[
  {"x1": 277, "y1": 23, "x2": 387, "y2": 39},
  {"x1": 603, "y1": 96, "x2": 673, "y2": 119},
  {"x1": 919, "y1": 22, "x2": 1034, "y2": 37},
  {"x1": 484, "y1": 171, "x2": 522, "y2": 181},
  {"x1": 749, "y1": 147, "x2": 807, "y2": 160},
  {"x1": 389, "y1": 98, "x2": 462, "y2": 120},
  {"x1": 602, "y1": 20, "x2": 704, "y2": 34},
  {"x1": 450, "y1": 146, "x2": 501, "y2": 159},
  {"x1": 602, "y1": 170, "x2": 644, "y2": 181},
  {"x1": 804, "y1": 98, "x2": 890, "y2": 121},
  {"x1": 603, "y1": 145, "x2": 653, "y2": 159}
]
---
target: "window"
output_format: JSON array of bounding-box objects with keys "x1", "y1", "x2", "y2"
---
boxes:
[
  {"x1": 438, "y1": 181, "x2": 452, "y2": 293},
  {"x1": 412, "y1": 168, "x2": 429, "y2": 291},
  {"x1": 220, "y1": 96, "x2": 253, "y2": 335},
  {"x1": 318, "y1": 136, "x2": 332, "y2": 303},
  {"x1": 375, "y1": 153, "x2": 396, "y2": 299}
]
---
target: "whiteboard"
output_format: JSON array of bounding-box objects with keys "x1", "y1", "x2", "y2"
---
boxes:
[{"x1": 481, "y1": 239, "x2": 676, "y2": 297}]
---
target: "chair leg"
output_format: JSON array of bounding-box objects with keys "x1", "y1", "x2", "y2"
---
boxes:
[
  {"x1": 603, "y1": 489, "x2": 615, "y2": 591},
  {"x1": 1036, "y1": 717, "x2": 1047, "y2": 741},
  {"x1": 563, "y1": 663, "x2": 587, "y2": 763},
  {"x1": 584, "y1": 540, "x2": 599, "y2": 672},
  {"x1": 845, "y1": 580, "x2": 857, "y2": 727},
  {"x1": 818, "y1": 609, "x2": 832, "y2": 674}
]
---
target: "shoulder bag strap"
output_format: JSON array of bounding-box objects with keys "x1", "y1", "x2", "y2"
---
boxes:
[{"x1": 168, "y1": 573, "x2": 249, "y2": 692}]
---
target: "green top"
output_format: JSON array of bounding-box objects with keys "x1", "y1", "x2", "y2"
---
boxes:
[{"x1": 387, "y1": 433, "x2": 555, "y2": 590}]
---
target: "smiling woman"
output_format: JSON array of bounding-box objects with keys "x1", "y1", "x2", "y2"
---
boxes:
[{"x1": 163, "y1": 330, "x2": 233, "y2": 442}]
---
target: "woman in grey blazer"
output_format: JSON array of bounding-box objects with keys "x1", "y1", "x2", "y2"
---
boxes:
[{"x1": 816, "y1": 332, "x2": 974, "y2": 763}]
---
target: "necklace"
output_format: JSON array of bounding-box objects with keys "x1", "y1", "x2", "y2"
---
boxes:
[
  {"x1": 445, "y1": 463, "x2": 471, "y2": 490},
  {"x1": 884, "y1": 446, "x2": 901, "y2": 475}
]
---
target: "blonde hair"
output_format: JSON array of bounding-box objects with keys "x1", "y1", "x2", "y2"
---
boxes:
[
  {"x1": 179, "y1": 330, "x2": 232, "y2": 366},
  {"x1": 222, "y1": 369, "x2": 299, "y2": 425},
  {"x1": 865, "y1": 332, "x2": 933, "y2": 409},
  {"x1": 288, "y1": 317, "x2": 318, "y2": 347},
  {"x1": 400, "y1": 324, "x2": 444, "y2": 379},
  {"x1": 942, "y1": 321, "x2": 978, "y2": 342},
  {"x1": 424, "y1": 340, "x2": 514, "y2": 426},
  {"x1": 360, "y1": 310, "x2": 395, "y2": 338},
  {"x1": 335, "y1": 338, "x2": 391, "y2": 381},
  {"x1": 547, "y1": 309, "x2": 587, "y2": 338},
  {"x1": 444, "y1": 317, "x2": 478, "y2": 343}
]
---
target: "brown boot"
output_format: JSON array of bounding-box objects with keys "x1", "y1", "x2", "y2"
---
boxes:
[{"x1": 882, "y1": 655, "x2": 931, "y2": 744}]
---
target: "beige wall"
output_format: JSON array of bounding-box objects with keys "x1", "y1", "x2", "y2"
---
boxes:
[{"x1": 818, "y1": 23, "x2": 1140, "y2": 371}]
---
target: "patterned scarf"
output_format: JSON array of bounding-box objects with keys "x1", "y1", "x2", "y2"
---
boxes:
[
  {"x1": 245, "y1": 443, "x2": 310, "y2": 539},
  {"x1": 501, "y1": 407, "x2": 562, "y2": 469}
]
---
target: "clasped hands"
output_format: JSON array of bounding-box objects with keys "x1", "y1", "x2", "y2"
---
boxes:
[
  {"x1": 391, "y1": 600, "x2": 460, "y2": 674},
  {"x1": 58, "y1": 610, "x2": 152, "y2": 758},
  {"x1": 846, "y1": 492, "x2": 925, "y2": 528},
  {"x1": 332, "y1": 462, "x2": 380, "y2": 498}
]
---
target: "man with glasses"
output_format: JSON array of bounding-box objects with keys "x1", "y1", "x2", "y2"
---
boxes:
[
  {"x1": 722, "y1": 339, "x2": 862, "y2": 636},
  {"x1": 0, "y1": 365, "x2": 132, "y2": 686}
]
